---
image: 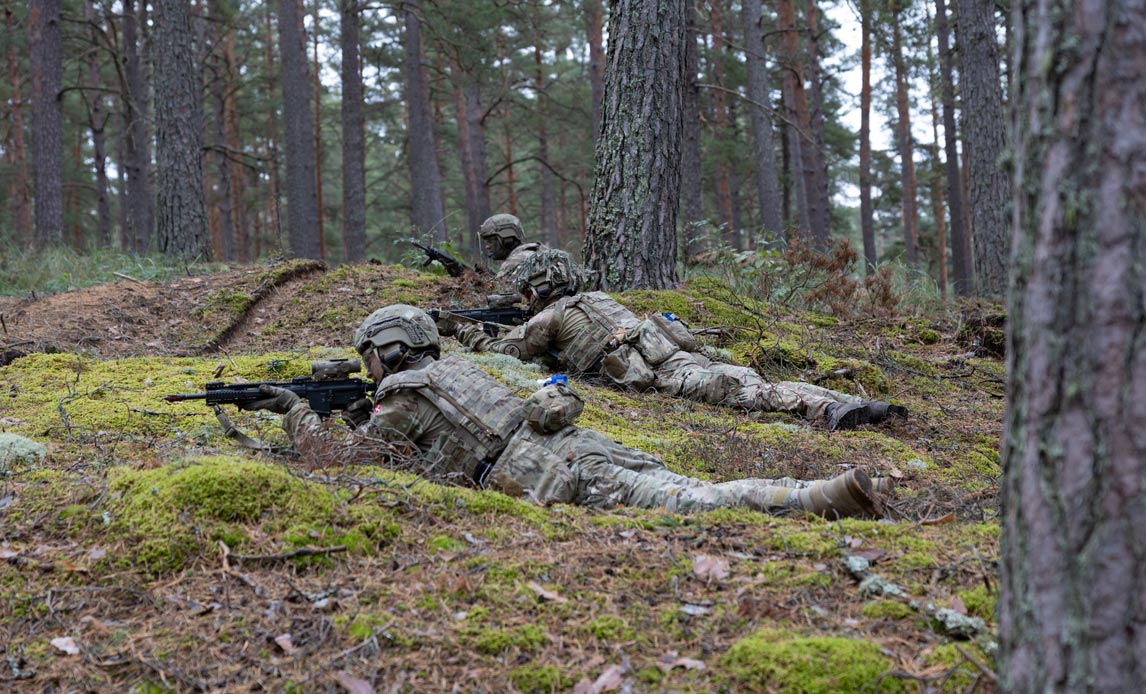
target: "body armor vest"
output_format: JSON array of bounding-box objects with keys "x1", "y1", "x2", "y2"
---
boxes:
[
  {"x1": 374, "y1": 355, "x2": 525, "y2": 481},
  {"x1": 560, "y1": 292, "x2": 641, "y2": 373}
]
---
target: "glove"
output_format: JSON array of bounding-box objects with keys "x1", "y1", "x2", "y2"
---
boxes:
[
  {"x1": 435, "y1": 311, "x2": 461, "y2": 337},
  {"x1": 341, "y1": 397, "x2": 373, "y2": 428},
  {"x1": 237, "y1": 384, "x2": 301, "y2": 414}
]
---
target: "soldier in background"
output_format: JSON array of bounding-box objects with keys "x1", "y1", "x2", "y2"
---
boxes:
[
  {"x1": 440, "y1": 250, "x2": 908, "y2": 431},
  {"x1": 237, "y1": 304, "x2": 887, "y2": 518}
]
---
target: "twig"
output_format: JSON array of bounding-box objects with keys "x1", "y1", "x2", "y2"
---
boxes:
[
  {"x1": 954, "y1": 644, "x2": 999, "y2": 683},
  {"x1": 230, "y1": 545, "x2": 347, "y2": 563},
  {"x1": 113, "y1": 271, "x2": 145, "y2": 284}
]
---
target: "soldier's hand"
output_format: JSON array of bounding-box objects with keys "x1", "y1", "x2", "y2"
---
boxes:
[
  {"x1": 341, "y1": 397, "x2": 373, "y2": 428},
  {"x1": 237, "y1": 384, "x2": 300, "y2": 414},
  {"x1": 435, "y1": 311, "x2": 461, "y2": 337}
]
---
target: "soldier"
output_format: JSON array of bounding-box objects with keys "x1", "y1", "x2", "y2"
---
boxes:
[
  {"x1": 479, "y1": 214, "x2": 548, "y2": 307},
  {"x1": 237, "y1": 304, "x2": 888, "y2": 518},
  {"x1": 440, "y1": 250, "x2": 908, "y2": 431}
]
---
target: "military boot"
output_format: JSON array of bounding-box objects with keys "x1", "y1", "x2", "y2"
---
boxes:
[
  {"x1": 870, "y1": 476, "x2": 896, "y2": 498},
  {"x1": 792, "y1": 469, "x2": 880, "y2": 519},
  {"x1": 826, "y1": 401, "x2": 909, "y2": 431}
]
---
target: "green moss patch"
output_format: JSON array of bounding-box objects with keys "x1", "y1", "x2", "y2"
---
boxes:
[{"x1": 723, "y1": 628, "x2": 903, "y2": 693}]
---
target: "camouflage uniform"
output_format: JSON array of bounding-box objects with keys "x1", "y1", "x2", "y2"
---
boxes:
[
  {"x1": 452, "y1": 291, "x2": 863, "y2": 422},
  {"x1": 282, "y1": 353, "x2": 854, "y2": 514}
]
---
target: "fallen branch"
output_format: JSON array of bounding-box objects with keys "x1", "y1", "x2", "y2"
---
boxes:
[{"x1": 230, "y1": 545, "x2": 348, "y2": 563}]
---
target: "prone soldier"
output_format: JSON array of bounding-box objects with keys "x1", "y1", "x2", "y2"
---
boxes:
[
  {"x1": 440, "y1": 250, "x2": 908, "y2": 431},
  {"x1": 236, "y1": 304, "x2": 888, "y2": 518}
]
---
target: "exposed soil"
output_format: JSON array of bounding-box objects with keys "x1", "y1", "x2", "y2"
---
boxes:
[{"x1": 0, "y1": 262, "x2": 1002, "y2": 693}]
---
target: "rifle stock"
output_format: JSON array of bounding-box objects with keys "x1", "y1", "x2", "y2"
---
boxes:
[
  {"x1": 411, "y1": 241, "x2": 484, "y2": 278},
  {"x1": 428, "y1": 307, "x2": 529, "y2": 337}
]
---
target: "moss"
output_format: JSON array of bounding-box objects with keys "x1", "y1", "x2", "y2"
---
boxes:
[
  {"x1": 958, "y1": 586, "x2": 997, "y2": 621},
  {"x1": 474, "y1": 624, "x2": 548, "y2": 655},
  {"x1": 814, "y1": 357, "x2": 892, "y2": 396},
  {"x1": 428, "y1": 534, "x2": 466, "y2": 553},
  {"x1": 585, "y1": 614, "x2": 635, "y2": 642},
  {"x1": 723, "y1": 628, "x2": 903, "y2": 693},
  {"x1": 509, "y1": 665, "x2": 574, "y2": 693},
  {"x1": 765, "y1": 529, "x2": 840, "y2": 556},
  {"x1": 922, "y1": 643, "x2": 992, "y2": 691},
  {"x1": 861, "y1": 600, "x2": 915, "y2": 620},
  {"x1": 107, "y1": 457, "x2": 344, "y2": 573},
  {"x1": 0, "y1": 433, "x2": 48, "y2": 473}
]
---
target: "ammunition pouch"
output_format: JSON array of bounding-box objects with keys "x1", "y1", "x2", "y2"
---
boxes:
[
  {"x1": 600, "y1": 344, "x2": 655, "y2": 390},
  {"x1": 522, "y1": 383, "x2": 585, "y2": 433},
  {"x1": 488, "y1": 431, "x2": 577, "y2": 505}
]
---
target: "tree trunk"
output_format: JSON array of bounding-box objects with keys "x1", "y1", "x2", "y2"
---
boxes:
[
  {"x1": 85, "y1": 0, "x2": 112, "y2": 248},
  {"x1": 680, "y1": 0, "x2": 706, "y2": 261},
  {"x1": 957, "y1": 0, "x2": 1010, "y2": 297},
  {"x1": 534, "y1": 19, "x2": 557, "y2": 246},
  {"x1": 859, "y1": 0, "x2": 875, "y2": 272},
  {"x1": 5, "y1": 0, "x2": 32, "y2": 245},
  {"x1": 279, "y1": 0, "x2": 322, "y2": 258},
  {"x1": 311, "y1": 0, "x2": 326, "y2": 257},
  {"x1": 223, "y1": 29, "x2": 248, "y2": 261},
  {"x1": 741, "y1": 0, "x2": 784, "y2": 244},
  {"x1": 403, "y1": 0, "x2": 448, "y2": 242},
  {"x1": 263, "y1": 4, "x2": 283, "y2": 252},
  {"x1": 935, "y1": 0, "x2": 971, "y2": 294},
  {"x1": 804, "y1": 0, "x2": 831, "y2": 246},
  {"x1": 585, "y1": 0, "x2": 605, "y2": 141},
  {"x1": 775, "y1": 0, "x2": 811, "y2": 239},
  {"x1": 1001, "y1": 0, "x2": 1146, "y2": 689},
  {"x1": 776, "y1": 0, "x2": 826, "y2": 247},
  {"x1": 709, "y1": 0, "x2": 735, "y2": 247},
  {"x1": 453, "y1": 72, "x2": 491, "y2": 252},
  {"x1": 926, "y1": 11, "x2": 948, "y2": 300},
  {"x1": 584, "y1": 0, "x2": 686, "y2": 290},
  {"x1": 154, "y1": 0, "x2": 211, "y2": 260},
  {"x1": 123, "y1": 0, "x2": 155, "y2": 254},
  {"x1": 207, "y1": 0, "x2": 235, "y2": 261},
  {"x1": 891, "y1": 8, "x2": 919, "y2": 267},
  {"x1": 340, "y1": 0, "x2": 367, "y2": 262},
  {"x1": 29, "y1": 0, "x2": 64, "y2": 248}
]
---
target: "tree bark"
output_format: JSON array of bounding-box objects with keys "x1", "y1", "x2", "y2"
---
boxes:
[
  {"x1": 154, "y1": 0, "x2": 211, "y2": 260},
  {"x1": 891, "y1": 7, "x2": 919, "y2": 267},
  {"x1": 207, "y1": 0, "x2": 235, "y2": 261},
  {"x1": 5, "y1": 0, "x2": 32, "y2": 245},
  {"x1": 709, "y1": 0, "x2": 736, "y2": 247},
  {"x1": 311, "y1": 0, "x2": 326, "y2": 257},
  {"x1": 804, "y1": 0, "x2": 831, "y2": 246},
  {"x1": 263, "y1": 4, "x2": 283, "y2": 252},
  {"x1": 1001, "y1": 0, "x2": 1146, "y2": 689},
  {"x1": 859, "y1": 0, "x2": 875, "y2": 272},
  {"x1": 29, "y1": 0, "x2": 64, "y2": 248},
  {"x1": 534, "y1": 12, "x2": 557, "y2": 246},
  {"x1": 122, "y1": 0, "x2": 155, "y2": 254},
  {"x1": 585, "y1": 0, "x2": 605, "y2": 142},
  {"x1": 279, "y1": 0, "x2": 322, "y2": 258},
  {"x1": 403, "y1": 0, "x2": 448, "y2": 242},
  {"x1": 776, "y1": 0, "x2": 827, "y2": 247},
  {"x1": 957, "y1": 0, "x2": 1009, "y2": 297},
  {"x1": 926, "y1": 13, "x2": 948, "y2": 300},
  {"x1": 340, "y1": 0, "x2": 367, "y2": 262},
  {"x1": 85, "y1": 0, "x2": 112, "y2": 248},
  {"x1": 935, "y1": 0, "x2": 971, "y2": 295},
  {"x1": 584, "y1": 0, "x2": 686, "y2": 290},
  {"x1": 741, "y1": 0, "x2": 784, "y2": 245},
  {"x1": 680, "y1": 0, "x2": 706, "y2": 261}
]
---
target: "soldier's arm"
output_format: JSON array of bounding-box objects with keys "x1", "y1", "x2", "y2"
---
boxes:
[{"x1": 454, "y1": 307, "x2": 560, "y2": 362}]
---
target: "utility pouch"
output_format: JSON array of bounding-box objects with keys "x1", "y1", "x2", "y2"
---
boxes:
[
  {"x1": 489, "y1": 433, "x2": 577, "y2": 505},
  {"x1": 629, "y1": 319, "x2": 681, "y2": 366},
  {"x1": 522, "y1": 382, "x2": 585, "y2": 433},
  {"x1": 651, "y1": 312, "x2": 699, "y2": 352},
  {"x1": 600, "y1": 344, "x2": 655, "y2": 390}
]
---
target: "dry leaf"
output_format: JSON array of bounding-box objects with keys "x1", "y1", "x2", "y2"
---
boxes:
[
  {"x1": 692, "y1": 554, "x2": 730, "y2": 584},
  {"x1": 950, "y1": 596, "x2": 967, "y2": 615},
  {"x1": 657, "y1": 654, "x2": 706, "y2": 671},
  {"x1": 527, "y1": 581, "x2": 567, "y2": 603},
  {"x1": 888, "y1": 467, "x2": 904, "y2": 478},
  {"x1": 275, "y1": 633, "x2": 298, "y2": 655},
  {"x1": 333, "y1": 671, "x2": 374, "y2": 694},
  {"x1": 51, "y1": 636, "x2": 80, "y2": 655},
  {"x1": 87, "y1": 547, "x2": 107, "y2": 561},
  {"x1": 573, "y1": 664, "x2": 625, "y2": 694},
  {"x1": 920, "y1": 513, "x2": 957, "y2": 526},
  {"x1": 854, "y1": 548, "x2": 888, "y2": 563}
]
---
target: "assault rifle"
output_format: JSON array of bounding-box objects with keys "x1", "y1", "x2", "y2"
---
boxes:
[
  {"x1": 411, "y1": 241, "x2": 485, "y2": 278},
  {"x1": 427, "y1": 307, "x2": 529, "y2": 337},
  {"x1": 164, "y1": 359, "x2": 371, "y2": 418}
]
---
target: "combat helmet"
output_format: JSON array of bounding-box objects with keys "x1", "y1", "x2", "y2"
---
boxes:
[
  {"x1": 513, "y1": 248, "x2": 585, "y2": 307},
  {"x1": 479, "y1": 214, "x2": 524, "y2": 243},
  {"x1": 354, "y1": 304, "x2": 440, "y2": 373}
]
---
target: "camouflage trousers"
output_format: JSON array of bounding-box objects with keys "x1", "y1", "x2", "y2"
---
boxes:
[
  {"x1": 488, "y1": 427, "x2": 817, "y2": 514},
  {"x1": 652, "y1": 351, "x2": 862, "y2": 421}
]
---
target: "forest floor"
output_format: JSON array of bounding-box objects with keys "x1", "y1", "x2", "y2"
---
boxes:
[{"x1": 0, "y1": 260, "x2": 1005, "y2": 693}]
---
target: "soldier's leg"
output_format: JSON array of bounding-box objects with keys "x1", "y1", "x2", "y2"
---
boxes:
[{"x1": 652, "y1": 352, "x2": 741, "y2": 406}]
